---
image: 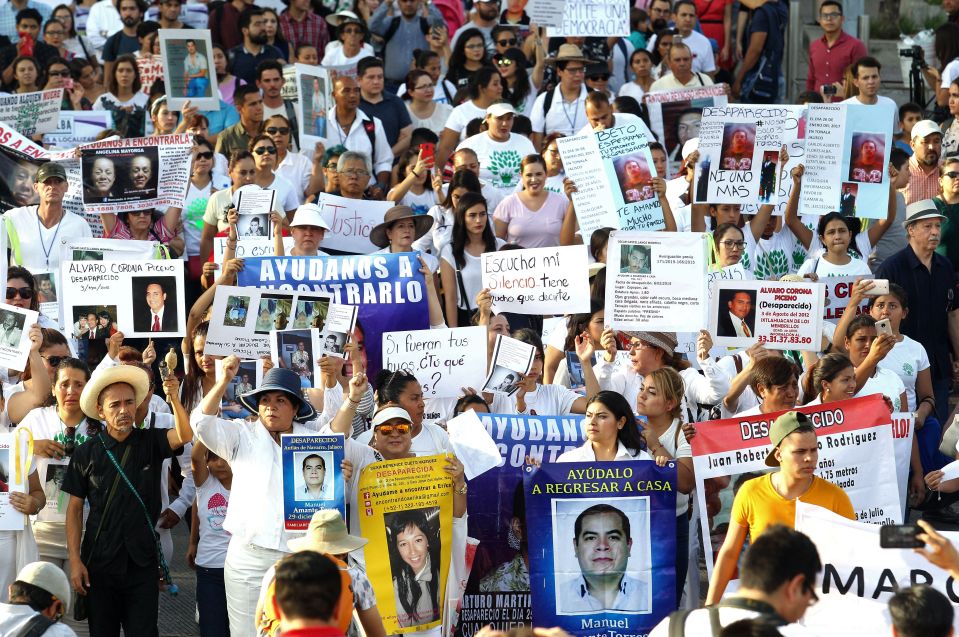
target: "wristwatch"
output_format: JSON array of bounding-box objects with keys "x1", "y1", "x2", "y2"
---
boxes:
[{"x1": 455, "y1": 482, "x2": 468, "y2": 495}]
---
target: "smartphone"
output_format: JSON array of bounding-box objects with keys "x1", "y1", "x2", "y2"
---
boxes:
[
  {"x1": 880, "y1": 523, "x2": 924, "y2": 549},
  {"x1": 865, "y1": 279, "x2": 890, "y2": 295},
  {"x1": 63, "y1": 78, "x2": 74, "y2": 90},
  {"x1": 419, "y1": 142, "x2": 435, "y2": 164},
  {"x1": 821, "y1": 84, "x2": 837, "y2": 96},
  {"x1": 875, "y1": 318, "x2": 894, "y2": 337}
]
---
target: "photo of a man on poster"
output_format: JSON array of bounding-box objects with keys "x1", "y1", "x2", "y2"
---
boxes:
[{"x1": 716, "y1": 289, "x2": 756, "y2": 338}]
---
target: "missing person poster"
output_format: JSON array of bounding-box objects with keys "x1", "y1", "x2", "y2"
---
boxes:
[
  {"x1": 79, "y1": 134, "x2": 193, "y2": 213},
  {"x1": 39, "y1": 459, "x2": 69, "y2": 523},
  {"x1": 644, "y1": 85, "x2": 728, "y2": 176},
  {"x1": 236, "y1": 254, "x2": 430, "y2": 376},
  {"x1": 482, "y1": 334, "x2": 536, "y2": 396},
  {"x1": 58, "y1": 259, "x2": 186, "y2": 338},
  {"x1": 271, "y1": 328, "x2": 320, "y2": 382},
  {"x1": 799, "y1": 102, "x2": 894, "y2": 218},
  {"x1": 59, "y1": 237, "x2": 158, "y2": 263},
  {"x1": 527, "y1": 0, "x2": 565, "y2": 28},
  {"x1": 0, "y1": 89, "x2": 63, "y2": 136},
  {"x1": 524, "y1": 461, "x2": 677, "y2": 635},
  {"x1": 547, "y1": 0, "x2": 627, "y2": 37},
  {"x1": 317, "y1": 303, "x2": 359, "y2": 358},
  {"x1": 482, "y1": 246, "x2": 590, "y2": 315},
  {"x1": 42, "y1": 111, "x2": 114, "y2": 149},
  {"x1": 206, "y1": 286, "x2": 332, "y2": 359},
  {"x1": 456, "y1": 413, "x2": 587, "y2": 637},
  {"x1": 359, "y1": 455, "x2": 454, "y2": 634},
  {"x1": 383, "y1": 326, "x2": 488, "y2": 398},
  {"x1": 604, "y1": 231, "x2": 709, "y2": 332},
  {"x1": 159, "y1": 29, "x2": 219, "y2": 111},
  {"x1": 0, "y1": 432, "x2": 28, "y2": 530},
  {"x1": 295, "y1": 63, "x2": 331, "y2": 149},
  {"x1": 317, "y1": 192, "x2": 392, "y2": 255},
  {"x1": 708, "y1": 280, "x2": 824, "y2": 350},
  {"x1": 691, "y1": 395, "x2": 902, "y2": 583},
  {"x1": 0, "y1": 303, "x2": 38, "y2": 372},
  {"x1": 32, "y1": 270, "x2": 59, "y2": 323},
  {"x1": 216, "y1": 358, "x2": 264, "y2": 416},
  {"x1": 281, "y1": 433, "x2": 346, "y2": 531},
  {"x1": 693, "y1": 105, "x2": 788, "y2": 205},
  {"x1": 557, "y1": 124, "x2": 665, "y2": 237},
  {"x1": 821, "y1": 276, "x2": 870, "y2": 322}
]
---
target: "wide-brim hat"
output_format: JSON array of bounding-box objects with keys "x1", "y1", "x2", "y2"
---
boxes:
[
  {"x1": 288, "y1": 509, "x2": 368, "y2": 553},
  {"x1": 545, "y1": 43, "x2": 594, "y2": 66},
  {"x1": 903, "y1": 199, "x2": 947, "y2": 228},
  {"x1": 238, "y1": 368, "x2": 316, "y2": 422},
  {"x1": 327, "y1": 10, "x2": 365, "y2": 28},
  {"x1": 369, "y1": 205, "x2": 434, "y2": 248},
  {"x1": 80, "y1": 366, "x2": 150, "y2": 420},
  {"x1": 620, "y1": 331, "x2": 678, "y2": 355}
]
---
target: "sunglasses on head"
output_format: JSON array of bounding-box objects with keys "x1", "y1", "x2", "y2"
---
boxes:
[
  {"x1": 6, "y1": 286, "x2": 33, "y2": 300},
  {"x1": 266, "y1": 126, "x2": 290, "y2": 135},
  {"x1": 375, "y1": 423, "x2": 411, "y2": 435},
  {"x1": 254, "y1": 146, "x2": 277, "y2": 155}
]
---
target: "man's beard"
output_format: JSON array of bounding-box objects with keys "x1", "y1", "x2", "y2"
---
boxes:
[
  {"x1": 122, "y1": 16, "x2": 138, "y2": 27},
  {"x1": 250, "y1": 32, "x2": 269, "y2": 45}
]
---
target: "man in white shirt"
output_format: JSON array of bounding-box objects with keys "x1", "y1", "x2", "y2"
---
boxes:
[
  {"x1": 5, "y1": 162, "x2": 92, "y2": 271},
  {"x1": 324, "y1": 75, "x2": 392, "y2": 186},
  {"x1": 84, "y1": 0, "x2": 122, "y2": 59},
  {"x1": 670, "y1": 1, "x2": 716, "y2": 74},
  {"x1": 841, "y1": 56, "x2": 898, "y2": 134},
  {"x1": 530, "y1": 44, "x2": 593, "y2": 150},
  {"x1": 579, "y1": 91, "x2": 654, "y2": 141},
  {"x1": 649, "y1": 42, "x2": 715, "y2": 91}
]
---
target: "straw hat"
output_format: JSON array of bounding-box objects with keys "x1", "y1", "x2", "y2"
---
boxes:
[
  {"x1": 79, "y1": 366, "x2": 150, "y2": 420},
  {"x1": 545, "y1": 43, "x2": 594, "y2": 66},
  {"x1": 287, "y1": 510, "x2": 368, "y2": 554},
  {"x1": 369, "y1": 206, "x2": 434, "y2": 248}
]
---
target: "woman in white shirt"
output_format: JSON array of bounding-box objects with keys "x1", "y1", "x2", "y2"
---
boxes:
[
  {"x1": 322, "y1": 11, "x2": 375, "y2": 67},
  {"x1": 440, "y1": 192, "x2": 504, "y2": 326},
  {"x1": 557, "y1": 390, "x2": 651, "y2": 462},
  {"x1": 618, "y1": 49, "x2": 654, "y2": 102},
  {"x1": 248, "y1": 134, "x2": 300, "y2": 216},
  {"x1": 843, "y1": 314, "x2": 907, "y2": 412},
  {"x1": 404, "y1": 69, "x2": 454, "y2": 136},
  {"x1": 796, "y1": 212, "x2": 872, "y2": 279},
  {"x1": 265, "y1": 114, "x2": 323, "y2": 205},
  {"x1": 413, "y1": 169, "x2": 483, "y2": 257}
]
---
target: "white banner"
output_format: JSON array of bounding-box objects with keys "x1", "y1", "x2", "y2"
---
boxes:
[
  {"x1": 317, "y1": 192, "x2": 390, "y2": 255},
  {"x1": 547, "y1": 0, "x2": 628, "y2": 36},
  {"x1": 644, "y1": 85, "x2": 728, "y2": 177},
  {"x1": 0, "y1": 89, "x2": 63, "y2": 135},
  {"x1": 383, "y1": 326, "x2": 488, "y2": 398},
  {"x1": 482, "y1": 245, "x2": 590, "y2": 315},
  {"x1": 709, "y1": 280, "x2": 824, "y2": 350},
  {"x1": 42, "y1": 111, "x2": 114, "y2": 149}
]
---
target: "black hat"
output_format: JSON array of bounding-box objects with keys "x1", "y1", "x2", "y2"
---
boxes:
[{"x1": 238, "y1": 368, "x2": 316, "y2": 422}]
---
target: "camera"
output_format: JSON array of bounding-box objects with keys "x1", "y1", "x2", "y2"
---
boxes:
[
  {"x1": 899, "y1": 45, "x2": 928, "y2": 70},
  {"x1": 821, "y1": 84, "x2": 837, "y2": 96}
]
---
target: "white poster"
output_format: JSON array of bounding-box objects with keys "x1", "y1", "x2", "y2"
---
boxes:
[
  {"x1": 211, "y1": 236, "x2": 294, "y2": 264},
  {"x1": 644, "y1": 85, "x2": 728, "y2": 176},
  {"x1": 693, "y1": 105, "x2": 788, "y2": 205},
  {"x1": 708, "y1": 280, "x2": 824, "y2": 350},
  {"x1": 159, "y1": 29, "x2": 220, "y2": 111},
  {"x1": 547, "y1": 0, "x2": 627, "y2": 36},
  {"x1": 317, "y1": 192, "x2": 391, "y2": 254},
  {"x1": 481, "y1": 334, "x2": 535, "y2": 396},
  {"x1": 59, "y1": 237, "x2": 157, "y2": 264},
  {"x1": 383, "y1": 326, "x2": 488, "y2": 398},
  {"x1": 0, "y1": 89, "x2": 63, "y2": 135},
  {"x1": 481, "y1": 245, "x2": 590, "y2": 315},
  {"x1": 42, "y1": 111, "x2": 114, "y2": 149},
  {"x1": 0, "y1": 303, "x2": 39, "y2": 372},
  {"x1": 59, "y1": 259, "x2": 186, "y2": 338},
  {"x1": 0, "y1": 432, "x2": 27, "y2": 530},
  {"x1": 32, "y1": 269, "x2": 60, "y2": 323},
  {"x1": 294, "y1": 63, "x2": 330, "y2": 150},
  {"x1": 526, "y1": 0, "x2": 565, "y2": 28},
  {"x1": 316, "y1": 303, "x2": 358, "y2": 359},
  {"x1": 39, "y1": 459, "x2": 70, "y2": 523},
  {"x1": 604, "y1": 231, "x2": 709, "y2": 332}
]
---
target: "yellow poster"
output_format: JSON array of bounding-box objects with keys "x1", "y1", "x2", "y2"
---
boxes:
[{"x1": 358, "y1": 454, "x2": 454, "y2": 634}]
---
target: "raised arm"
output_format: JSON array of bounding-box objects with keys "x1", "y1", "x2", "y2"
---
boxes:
[
  {"x1": 8, "y1": 325, "x2": 50, "y2": 425},
  {"x1": 783, "y1": 164, "x2": 813, "y2": 248},
  {"x1": 329, "y1": 371, "x2": 367, "y2": 435},
  {"x1": 559, "y1": 178, "x2": 580, "y2": 246},
  {"x1": 653, "y1": 177, "x2": 677, "y2": 232},
  {"x1": 163, "y1": 374, "x2": 193, "y2": 449}
]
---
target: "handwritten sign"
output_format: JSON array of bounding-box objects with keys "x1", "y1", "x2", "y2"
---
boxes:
[
  {"x1": 0, "y1": 89, "x2": 63, "y2": 135},
  {"x1": 316, "y1": 192, "x2": 391, "y2": 254},
  {"x1": 821, "y1": 276, "x2": 869, "y2": 322},
  {"x1": 481, "y1": 245, "x2": 590, "y2": 315},
  {"x1": 383, "y1": 326, "x2": 487, "y2": 398},
  {"x1": 644, "y1": 85, "x2": 728, "y2": 177},
  {"x1": 547, "y1": 0, "x2": 627, "y2": 37}
]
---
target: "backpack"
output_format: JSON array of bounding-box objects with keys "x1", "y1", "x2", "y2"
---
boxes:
[{"x1": 382, "y1": 16, "x2": 430, "y2": 45}]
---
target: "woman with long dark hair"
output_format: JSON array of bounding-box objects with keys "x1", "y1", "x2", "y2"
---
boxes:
[
  {"x1": 436, "y1": 67, "x2": 504, "y2": 168},
  {"x1": 439, "y1": 192, "x2": 502, "y2": 326},
  {"x1": 444, "y1": 27, "x2": 488, "y2": 92},
  {"x1": 180, "y1": 321, "x2": 217, "y2": 413},
  {"x1": 558, "y1": 390, "x2": 648, "y2": 461},
  {"x1": 387, "y1": 508, "x2": 441, "y2": 628},
  {"x1": 92, "y1": 53, "x2": 147, "y2": 137},
  {"x1": 415, "y1": 168, "x2": 483, "y2": 257},
  {"x1": 495, "y1": 47, "x2": 537, "y2": 115}
]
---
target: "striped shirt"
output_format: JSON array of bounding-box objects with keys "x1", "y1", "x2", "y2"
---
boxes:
[{"x1": 901, "y1": 155, "x2": 942, "y2": 205}]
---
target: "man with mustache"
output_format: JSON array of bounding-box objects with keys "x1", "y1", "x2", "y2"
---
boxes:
[
  {"x1": 903, "y1": 120, "x2": 945, "y2": 205},
  {"x1": 229, "y1": 6, "x2": 283, "y2": 84},
  {"x1": 102, "y1": 0, "x2": 145, "y2": 86}
]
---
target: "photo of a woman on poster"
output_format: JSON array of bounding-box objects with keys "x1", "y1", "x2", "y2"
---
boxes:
[
  {"x1": 183, "y1": 39, "x2": 209, "y2": 97},
  {"x1": 387, "y1": 507, "x2": 442, "y2": 628},
  {"x1": 84, "y1": 156, "x2": 117, "y2": 202}
]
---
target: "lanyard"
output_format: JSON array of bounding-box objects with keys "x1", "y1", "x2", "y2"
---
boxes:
[
  {"x1": 36, "y1": 209, "x2": 64, "y2": 268},
  {"x1": 560, "y1": 95, "x2": 579, "y2": 132}
]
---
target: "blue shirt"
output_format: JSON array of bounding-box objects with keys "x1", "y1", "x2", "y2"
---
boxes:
[
  {"x1": 201, "y1": 100, "x2": 240, "y2": 134},
  {"x1": 227, "y1": 43, "x2": 283, "y2": 84},
  {"x1": 0, "y1": 0, "x2": 50, "y2": 42},
  {"x1": 359, "y1": 92, "x2": 411, "y2": 147}
]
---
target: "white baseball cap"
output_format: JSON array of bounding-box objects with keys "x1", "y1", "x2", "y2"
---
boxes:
[
  {"x1": 911, "y1": 120, "x2": 942, "y2": 140},
  {"x1": 486, "y1": 102, "x2": 518, "y2": 118},
  {"x1": 16, "y1": 562, "x2": 71, "y2": 613},
  {"x1": 291, "y1": 203, "x2": 331, "y2": 230}
]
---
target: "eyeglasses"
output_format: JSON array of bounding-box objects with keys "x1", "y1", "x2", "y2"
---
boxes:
[
  {"x1": 414, "y1": 83, "x2": 435, "y2": 90},
  {"x1": 45, "y1": 29, "x2": 64, "y2": 36},
  {"x1": 719, "y1": 240, "x2": 746, "y2": 249},
  {"x1": 563, "y1": 66, "x2": 586, "y2": 74},
  {"x1": 6, "y1": 286, "x2": 33, "y2": 300},
  {"x1": 495, "y1": 58, "x2": 513, "y2": 66},
  {"x1": 944, "y1": 171, "x2": 959, "y2": 179},
  {"x1": 254, "y1": 146, "x2": 277, "y2": 155},
  {"x1": 375, "y1": 423, "x2": 411, "y2": 435},
  {"x1": 341, "y1": 168, "x2": 369, "y2": 176},
  {"x1": 804, "y1": 579, "x2": 819, "y2": 605},
  {"x1": 588, "y1": 74, "x2": 610, "y2": 81},
  {"x1": 42, "y1": 355, "x2": 67, "y2": 367},
  {"x1": 325, "y1": 162, "x2": 338, "y2": 170},
  {"x1": 48, "y1": 69, "x2": 69, "y2": 77},
  {"x1": 497, "y1": 38, "x2": 517, "y2": 47},
  {"x1": 266, "y1": 126, "x2": 290, "y2": 135},
  {"x1": 342, "y1": 27, "x2": 363, "y2": 34},
  {"x1": 195, "y1": 151, "x2": 214, "y2": 160},
  {"x1": 128, "y1": 210, "x2": 152, "y2": 216},
  {"x1": 820, "y1": 11, "x2": 842, "y2": 19},
  {"x1": 627, "y1": 340, "x2": 656, "y2": 351}
]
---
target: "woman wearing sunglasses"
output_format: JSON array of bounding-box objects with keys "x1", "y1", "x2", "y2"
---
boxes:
[
  {"x1": 249, "y1": 134, "x2": 300, "y2": 217},
  {"x1": 101, "y1": 202, "x2": 184, "y2": 258},
  {"x1": 321, "y1": 11, "x2": 374, "y2": 68},
  {"x1": 494, "y1": 47, "x2": 541, "y2": 117},
  {"x1": 264, "y1": 114, "x2": 325, "y2": 205},
  {"x1": 7, "y1": 327, "x2": 71, "y2": 427}
]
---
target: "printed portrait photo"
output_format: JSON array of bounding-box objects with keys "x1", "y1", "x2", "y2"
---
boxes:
[
  {"x1": 227, "y1": 360, "x2": 259, "y2": 402},
  {"x1": 0, "y1": 308, "x2": 26, "y2": 349},
  {"x1": 292, "y1": 297, "x2": 330, "y2": 330},
  {"x1": 0, "y1": 452, "x2": 8, "y2": 492},
  {"x1": 300, "y1": 73, "x2": 328, "y2": 138},
  {"x1": 552, "y1": 498, "x2": 651, "y2": 615},
  {"x1": 71, "y1": 250, "x2": 104, "y2": 261},
  {"x1": 224, "y1": 295, "x2": 251, "y2": 328},
  {"x1": 42, "y1": 463, "x2": 68, "y2": 512},
  {"x1": 34, "y1": 272, "x2": 57, "y2": 304},
  {"x1": 255, "y1": 293, "x2": 294, "y2": 334},
  {"x1": 620, "y1": 244, "x2": 652, "y2": 275},
  {"x1": 131, "y1": 276, "x2": 179, "y2": 334},
  {"x1": 719, "y1": 123, "x2": 756, "y2": 171},
  {"x1": 167, "y1": 38, "x2": 212, "y2": 98},
  {"x1": 81, "y1": 148, "x2": 160, "y2": 203},
  {"x1": 238, "y1": 213, "x2": 270, "y2": 239},
  {"x1": 483, "y1": 364, "x2": 522, "y2": 395},
  {"x1": 499, "y1": 0, "x2": 530, "y2": 25},
  {"x1": 702, "y1": 471, "x2": 767, "y2": 567},
  {"x1": 72, "y1": 306, "x2": 118, "y2": 340},
  {"x1": 473, "y1": 478, "x2": 528, "y2": 594},
  {"x1": 716, "y1": 288, "x2": 757, "y2": 339},
  {"x1": 0, "y1": 158, "x2": 39, "y2": 212},
  {"x1": 757, "y1": 150, "x2": 779, "y2": 202},
  {"x1": 614, "y1": 154, "x2": 654, "y2": 203},
  {"x1": 847, "y1": 132, "x2": 886, "y2": 184},
  {"x1": 318, "y1": 330, "x2": 348, "y2": 357},
  {"x1": 839, "y1": 182, "x2": 859, "y2": 217},
  {"x1": 278, "y1": 329, "x2": 315, "y2": 387},
  {"x1": 293, "y1": 450, "x2": 335, "y2": 501},
  {"x1": 385, "y1": 507, "x2": 442, "y2": 628}
]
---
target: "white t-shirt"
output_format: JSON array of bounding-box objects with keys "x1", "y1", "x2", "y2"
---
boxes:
[
  {"x1": 841, "y1": 95, "x2": 899, "y2": 133},
  {"x1": 856, "y1": 367, "x2": 907, "y2": 412},
  {"x1": 275, "y1": 151, "x2": 313, "y2": 205},
  {"x1": 617, "y1": 81, "x2": 647, "y2": 102},
  {"x1": 5, "y1": 206, "x2": 93, "y2": 270},
  {"x1": 679, "y1": 29, "x2": 717, "y2": 73},
  {"x1": 391, "y1": 187, "x2": 438, "y2": 217},
  {"x1": 92, "y1": 91, "x2": 148, "y2": 111},
  {"x1": 440, "y1": 239, "x2": 506, "y2": 310},
  {"x1": 655, "y1": 418, "x2": 691, "y2": 516},
  {"x1": 505, "y1": 383, "x2": 580, "y2": 415},
  {"x1": 942, "y1": 58, "x2": 959, "y2": 89},
  {"x1": 457, "y1": 132, "x2": 536, "y2": 193},
  {"x1": 878, "y1": 335, "x2": 931, "y2": 411},
  {"x1": 443, "y1": 100, "x2": 488, "y2": 140},
  {"x1": 406, "y1": 101, "x2": 454, "y2": 136},
  {"x1": 195, "y1": 474, "x2": 231, "y2": 568},
  {"x1": 529, "y1": 85, "x2": 589, "y2": 137},
  {"x1": 796, "y1": 254, "x2": 872, "y2": 278},
  {"x1": 265, "y1": 174, "x2": 301, "y2": 212},
  {"x1": 320, "y1": 42, "x2": 375, "y2": 67},
  {"x1": 742, "y1": 227, "x2": 802, "y2": 280}
]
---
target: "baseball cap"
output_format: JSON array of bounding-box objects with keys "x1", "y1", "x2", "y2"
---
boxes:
[
  {"x1": 291, "y1": 203, "x2": 331, "y2": 230},
  {"x1": 765, "y1": 411, "x2": 813, "y2": 467},
  {"x1": 911, "y1": 120, "x2": 942, "y2": 140},
  {"x1": 486, "y1": 102, "x2": 517, "y2": 118},
  {"x1": 35, "y1": 162, "x2": 66, "y2": 183},
  {"x1": 15, "y1": 562, "x2": 71, "y2": 613}
]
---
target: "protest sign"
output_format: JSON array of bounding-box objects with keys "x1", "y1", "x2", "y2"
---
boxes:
[
  {"x1": 644, "y1": 85, "x2": 728, "y2": 176},
  {"x1": 59, "y1": 259, "x2": 186, "y2": 338},
  {"x1": 706, "y1": 263, "x2": 749, "y2": 300},
  {"x1": 236, "y1": 254, "x2": 429, "y2": 375},
  {"x1": 795, "y1": 502, "x2": 959, "y2": 635},
  {"x1": 216, "y1": 358, "x2": 263, "y2": 414},
  {"x1": 482, "y1": 246, "x2": 590, "y2": 315},
  {"x1": 271, "y1": 328, "x2": 320, "y2": 382},
  {"x1": 383, "y1": 325, "x2": 487, "y2": 398},
  {"x1": 457, "y1": 413, "x2": 586, "y2": 637},
  {"x1": 708, "y1": 280, "x2": 824, "y2": 350},
  {"x1": 39, "y1": 460, "x2": 69, "y2": 524},
  {"x1": 42, "y1": 111, "x2": 114, "y2": 149},
  {"x1": 693, "y1": 105, "x2": 788, "y2": 205},
  {"x1": 0, "y1": 89, "x2": 63, "y2": 136},
  {"x1": 295, "y1": 64, "x2": 331, "y2": 149},
  {"x1": 159, "y1": 29, "x2": 219, "y2": 111},
  {"x1": 604, "y1": 231, "x2": 709, "y2": 332},
  {"x1": 0, "y1": 432, "x2": 29, "y2": 530},
  {"x1": 282, "y1": 64, "x2": 297, "y2": 102},
  {"x1": 281, "y1": 434, "x2": 346, "y2": 530},
  {"x1": 526, "y1": 0, "x2": 565, "y2": 28},
  {"x1": 207, "y1": 286, "x2": 332, "y2": 359},
  {"x1": 821, "y1": 275, "x2": 869, "y2": 322},
  {"x1": 890, "y1": 412, "x2": 914, "y2": 520},
  {"x1": 0, "y1": 304, "x2": 39, "y2": 372},
  {"x1": 316, "y1": 303, "x2": 359, "y2": 358},
  {"x1": 59, "y1": 237, "x2": 158, "y2": 264},
  {"x1": 525, "y1": 461, "x2": 677, "y2": 634},
  {"x1": 547, "y1": 0, "x2": 627, "y2": 37},
  {"x1": 317, "y1": 192, "x2": 391, "y2": 254},
  {"x1": 769, "y1": 105, "x2": 806, "y2": 215},
  {"x1": 800, "y1": 102, "x2": 894, "y2": 218},
  {"x1": 557, "y1": 124, "x2": 665, "y2": 238},
  {"x1": 691, "y1": 395, "x2": 902, "y2": 582},
  {"x1": 79, "y1": 134, "x2": 193, "y2": 214},
  {"x1": 483, "y1": 334, "x2": 536, "y2": 395},
  {"x1": 237, "y1": 211, "x2": 273, "y2": 240},
  {"x1": 359, "y1": 455, "x2": 454, "y2": 634},
  {"x1": 212, "y1": 236, "x2": 294, "y2": 263}
]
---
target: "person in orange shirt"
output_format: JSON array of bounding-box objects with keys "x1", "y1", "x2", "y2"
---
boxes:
[{"x1": 705, "y1": 411, "x2": 855, "y2": 604}]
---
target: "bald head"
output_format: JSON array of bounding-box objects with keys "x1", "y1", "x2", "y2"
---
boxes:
[{"x1": 333, "y1": 76, "x2": 361, "y2": 113}]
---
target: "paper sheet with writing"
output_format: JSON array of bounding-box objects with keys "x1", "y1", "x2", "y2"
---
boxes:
[
  {"x1": 482, "y1": 245, "x2": 590, "y2": 315},
  {"x1": 547, "y1": 0, "x2": 627, "y2": 36},
  {"x1": 317, "y1": 192, "x2": 391, "y2": 254},
  {"x1": 482, "y1": 334, "x2": 535, "y2": 396},
  {"x1": 708, "y1": 280, "x2": 824, "y2": 350},
  {"x1": 0, "y1": 89, "x2": 63, "y2": 135},
  {"x1": 383, "y1": 325, "x2": 487, "y2": 398}
]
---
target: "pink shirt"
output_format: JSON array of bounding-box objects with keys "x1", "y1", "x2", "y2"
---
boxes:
[
  {"x1": 493, "y1": 191, "x2": 568, "y2": 248},
  {"x1": 806, "y1": 31, "x2": 867, "y2": 94}
]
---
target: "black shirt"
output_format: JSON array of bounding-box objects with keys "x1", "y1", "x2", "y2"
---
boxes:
[
  {"x1": 360, "y1": 92, "x2": 411, "y2": 148},
  {"x1": 61, "y1": 428, "x2": 174, "y2": 571},
  {"x1": 877, "y1": 245, "x2": 959, "y2": 381}
]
